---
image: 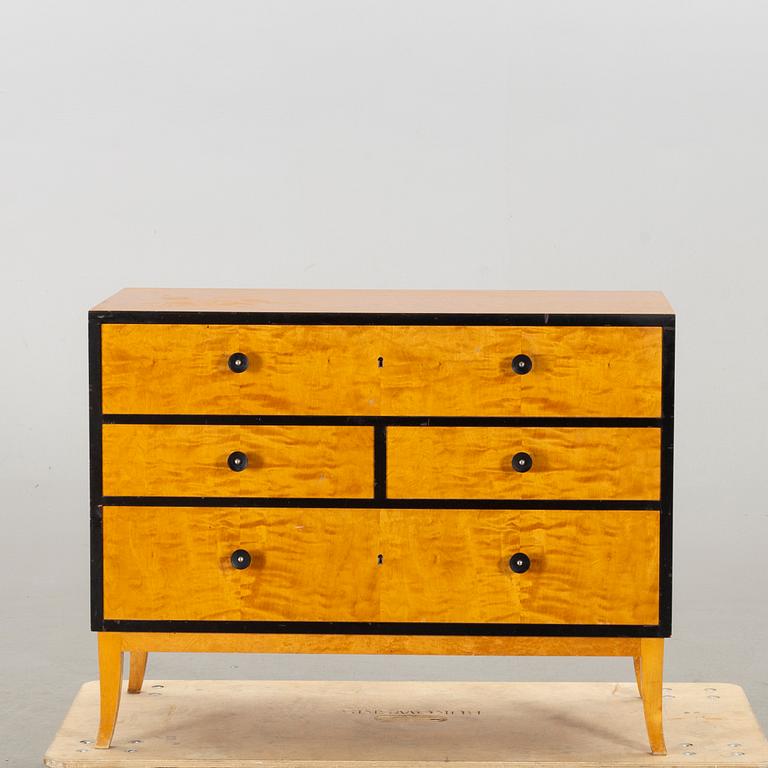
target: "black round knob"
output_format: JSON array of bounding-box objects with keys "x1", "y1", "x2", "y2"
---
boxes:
[
  {"x1": 231, "y1": 549, "x2": 252, "y2": 569},
  {"x1": 227, "y1": 451, "x2": 248, "y2": 472},
  {"x1": 228, "y1": 352, "x2": 249, "y2": 373},
  {"x1": 512, "y1": 451, "x2": 532, "y2": 473},
  {"x1": 512, "y1": 354, "x2": 532, "y2": 375},
  {"x1": 509, "y1": 552, "x2": 531, "y2": 574}
]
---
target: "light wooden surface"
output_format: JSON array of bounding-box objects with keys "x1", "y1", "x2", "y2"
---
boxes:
[
  {"x1": 387, "y1": 426, "x2": 660, "y2": 500},
  {"x1": 45, "y1": 680, "x2": 766, "y2": 767},
  {"x1": 102, "y1": 424, "x2": 374, "y2": 498},
  {"x1": 91, "y1": 288, "x2": 675, "y2": 315},
  {"x1": 102, "y1": 507, "x2": 659, "y2": 624},
  {"x1": 116, "y1": 632, "x2": 641, "y2": 656},
  {"x1": 100, "y1": 324, "x2": 662, "y2": 417}
]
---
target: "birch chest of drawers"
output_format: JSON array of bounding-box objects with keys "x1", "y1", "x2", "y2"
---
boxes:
[{"x1": 89, "y1": 288, "x2": 675, "y2": 754}]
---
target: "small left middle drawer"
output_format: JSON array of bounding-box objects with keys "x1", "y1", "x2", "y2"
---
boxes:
[{"x1": 102, "y1": 424, "x2": 374, "y2": 498}]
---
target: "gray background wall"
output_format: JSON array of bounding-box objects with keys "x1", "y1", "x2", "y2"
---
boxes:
[{"x1": 1, "y1": 1, "x2": 766, "y2": 764}]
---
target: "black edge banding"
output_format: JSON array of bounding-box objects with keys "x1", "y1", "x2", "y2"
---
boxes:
[
  {"x1": 88, "y1": 315, "x2": 105, "y2": 630},
  {"x1": 374, "y1": 425, "x2": 387, "y2": 501},
  {"x1": 92, "y1": 310, "x2": 676, "y2": 328},
  {"x1": 99, "y1": 496, "x2": 661, "y2": 510},
  {"x1": 102, "y1": 414, "x2": 663, "y2": 428},
  {"x1": 658, "y1": 323, "x2": 675, "y2": 636},
  {"x1": 101, "y1": 619, "x2": 665, "y2": 638}
]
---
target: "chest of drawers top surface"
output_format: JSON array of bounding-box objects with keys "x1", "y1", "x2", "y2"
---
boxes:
[
  {"x1": 89, "y1": 288, "x2": 674, "y2": 639},
  {"x1": 91, "y1": 287, "x2": 674, "y2": 315}
]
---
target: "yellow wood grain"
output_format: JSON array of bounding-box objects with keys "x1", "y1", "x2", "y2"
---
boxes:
[
  {"x1": 101, "y1": 325, "x2": 662, "y2": 417},
  {"x1": 103, "y1": 507, "x2": 383, "y2": 623},
  {"x1": 102, "y1": 424, "x2": 373, "y2": 498},
  {"x1": 103, "y1": 507, "x2": 659, "y2": 625},
  {"x1": 379, "y1": 509, "x2": 659, "y2": 625},
  {"x1": 117, "y1": 632, "x2": 641, "y2": 657},
  {"x1": 387, "y1": 427, "x2": 660, "y2": 500}
]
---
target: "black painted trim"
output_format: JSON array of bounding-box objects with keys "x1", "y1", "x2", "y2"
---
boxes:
[
  {"x1": 91, "y1": 309, "x2": 675, "y2": 328},
  {"x1": 101, "y1": 619, "x2": 667, "y2": 638},
  {"x1": 88, "y1": 317, "x2": 104, "y2": 629},
  {"x1": 88, "y1": 320, "x2": 102, "y2": 501},
  {"x1": 374, "y1": 425, "x2": 387, "y2": 500},
  {"x1": 103, "y1": 414, "x2": 663, "y2": 428},
  {"x1": 658, "y1": 326, "x2": 675, "y2": 636},
  {"x1": 90, "y1": 505, "x2": 103, "y2": 630},
  {"x1": 100, "y1": 496, "x2": 662, "y2": 510}
]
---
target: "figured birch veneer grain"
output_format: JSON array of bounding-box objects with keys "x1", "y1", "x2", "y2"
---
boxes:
[
  {"x1": 387, "y1": 427, "x2": 661, "y2": 500},
  {"x1": 100, "y1": 324, "x2": 662, "y2": 417},
  {"x1": 102, "y1": 507, "x2": 660, "y2": 625},
  {"x1": 102, "y1": 424, "x2": 374, "y2": 498}
]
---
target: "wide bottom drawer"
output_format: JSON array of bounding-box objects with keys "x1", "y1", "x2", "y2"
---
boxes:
[{"x1": 102, "y1": 507, "x2": 660, "y2": 626}]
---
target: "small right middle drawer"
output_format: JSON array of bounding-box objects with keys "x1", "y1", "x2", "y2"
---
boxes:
[{"x1": 387, "y1": 427, "x2": 660, "y2": 500}]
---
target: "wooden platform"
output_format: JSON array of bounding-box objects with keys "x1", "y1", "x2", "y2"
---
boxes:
[{"x1": 44, "y1": 681, "x2": 768, "y2": 768}]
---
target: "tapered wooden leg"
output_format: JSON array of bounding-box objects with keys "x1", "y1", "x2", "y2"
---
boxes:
[
  {"x1": 128, "y1": 651, "x2": 149, "y2": 693},
  {"x1": 96, "y1": 632, "x2": 124, "y2": 749},
  {"x1": 639, "y1": 638, "x2": 666, "y2": 755},
  {"x1": 633, "y1": 655, "x2": 643, "y2": 697}
]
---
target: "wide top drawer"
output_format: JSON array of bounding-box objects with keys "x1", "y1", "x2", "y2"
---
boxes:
[{"x1": 100, "y1": 324, "x2": 663, "y2": 417}]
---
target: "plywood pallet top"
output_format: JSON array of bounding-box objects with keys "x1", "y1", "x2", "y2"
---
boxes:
[{"x1": 45, "y1": 680, "x2": 767, "y2": 768}]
